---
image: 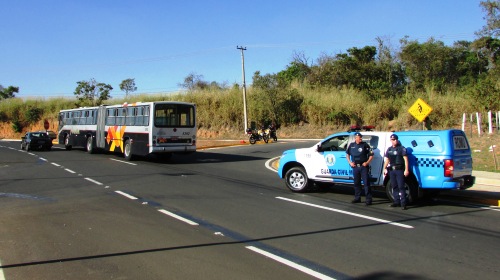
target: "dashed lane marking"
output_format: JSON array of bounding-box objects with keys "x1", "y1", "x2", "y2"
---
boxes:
[
  {"x1": 110, "y1": 158, "x2": 137, "y2": 165},
  {"x1": 158, "y1": 209, "x2": 199, "y2": 226},
  {"x1": 115, "y1": 191, "x2": 138, "y2": 200},
  {"x1": 246, "y1": 246, "x2": 336, "y2": 280},
  {"x1": 84, "y1": 177, "x2": 103, "y2": 185}
]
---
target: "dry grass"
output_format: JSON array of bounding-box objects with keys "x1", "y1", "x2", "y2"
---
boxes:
[{"x1": 467, "y1": 132, "x2": 500, "y2": 172}]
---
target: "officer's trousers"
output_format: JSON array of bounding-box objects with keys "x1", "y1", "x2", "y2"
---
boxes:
[
  {"x1": 389, "y1": 169, "x2": 407, "y2": 206},
  {"x1": 352, "y1": 165, "x2": 372, "y2": 202}
]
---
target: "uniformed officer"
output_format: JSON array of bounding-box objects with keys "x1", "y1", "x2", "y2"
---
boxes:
[
  {"x1": 346, "y1": 132, "x2": 374, "y2": 205},
  {"x1": 382, "y1": 134, "x2": 410, "y2": 210}
]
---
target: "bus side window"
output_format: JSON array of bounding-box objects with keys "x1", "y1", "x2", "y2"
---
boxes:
[
  {"x1": 85, "y1": 110, "x2": 92, "y2": 125},
  {"x1": 144, "y1": 106, "x2": 150, "y2": 126},
  {"x1": 79, "y1": 111, "x2": 85, "y2": 125},
  {"x1": 107, "y1": 109, "x2": 115, "y2": 125},
  {"x1": 72, "y1": 112, "x2": 78, "y2": 125},
  {"x1": 126, "y1": 107, "x2": 135, "y2": 126},
  {"x1": 59, "y1": 113, "x2": 64, "y2": 126},
  {"x1": 136, "y1": 107, "x2": 143, "y2": 126},
  {"x1": 65, "y1": 112, "x2": 69, "y2": 125}
]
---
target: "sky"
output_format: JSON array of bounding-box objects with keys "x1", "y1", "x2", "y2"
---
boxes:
[{"x1": 0, "y1": 0, "x2": 488, "y2": 99}]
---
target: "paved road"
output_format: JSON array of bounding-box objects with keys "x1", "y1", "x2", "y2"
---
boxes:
[{"x1": 1, "y1": 141, "x2": 499, "y2": 279}]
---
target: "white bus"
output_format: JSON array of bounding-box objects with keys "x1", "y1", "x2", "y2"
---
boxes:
[{"x1": 58, "y1": 101, "x2": 196, "y2": 160}]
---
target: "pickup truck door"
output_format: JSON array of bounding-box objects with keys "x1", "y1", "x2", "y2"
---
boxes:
[{"x1": 309, "y1": 134, "x2": 353, "y2": 184}]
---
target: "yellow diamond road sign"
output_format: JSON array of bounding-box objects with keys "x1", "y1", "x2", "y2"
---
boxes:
[{"x1": 408, "y1": 98, "x2": 432, "y2": 122}]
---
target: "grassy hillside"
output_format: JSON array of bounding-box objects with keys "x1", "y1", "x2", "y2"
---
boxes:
[{"x1": 1, "y1": 87, "x2": 498, "y2": 172}]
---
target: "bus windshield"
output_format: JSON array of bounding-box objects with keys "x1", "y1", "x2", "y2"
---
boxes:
[{"x1": 154, "y1": 103, "x2": 195, "y2": 128}]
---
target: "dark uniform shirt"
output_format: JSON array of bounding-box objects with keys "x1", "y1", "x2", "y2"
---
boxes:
[
  {"x1": 385, "y1": 145, "x2": 407, "y2": 167},
  {"x1": 346, "y1": 141, "x2": 373, "y2": 164}
]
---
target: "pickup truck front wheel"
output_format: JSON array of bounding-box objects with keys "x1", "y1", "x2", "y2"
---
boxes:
[
  {"x1": 385, "y1": 179, "x2": 417, "y2": 204},
  {"x1": 285, "y1": 167, "x2": 310, "y2": 192}
]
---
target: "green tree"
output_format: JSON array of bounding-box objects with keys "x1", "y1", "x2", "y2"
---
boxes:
[
  {"x1": 375, "y1": 37, "x2": 407, "y2": 98},
  {"x1": 400, "y1": 38, "x2": 459, "y2": 92},
  {"x1": 0, "y1": 85, "x2": 19, "y2": 100},
  {"x1": 472, "y1": 36, "x2": 500, "y2": 70},
  {"x1": 252, "y1": 71, "x2": 303, "y2": 125},
  {"x1": 74, "y1": 78, "x2": 113, "y2": 106},
  {"x1": 277, "y1": 51, "x2": 311, "y2": 86},
  {"x1": 179, "y1": 73, "x2": 209, "y2": 91},
  {"x1": 119, "y1": 78, "x2": 137, "y2": 99},
  {"x1": 476, "y1": 0, "x2": 500, "y2": 38}
]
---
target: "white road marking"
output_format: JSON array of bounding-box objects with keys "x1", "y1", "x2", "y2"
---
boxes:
[
  {"x1": 115, "y1": 190, "x2": 138, "y2": 200},
  {"x1": 110, "y1": 158, "x2": 137, "y2": 165},
  {"x1": 65, "y1": 168, "x2": 76, "y2": 173},
  {"x1": 39, "y1": 157, "x2": 47, "y2": 161},
  {"x1": 479, "y1": 206, "x2": 500, "y2": 212},
  {"x1": 276, "y1": 196, "x2": 414, "y2": 229},
  {"x1": 246, "y1": 246, "x2": 335, "y2": 280},
  {"x1": 0, "y1": 259, "x2": 5, "y2": 280},
  {"x1": 265, "y1": 157, "x2": 279, "y2": 173},
  {"x1": 51, "y1": 162, "x2": 61, "y2": 167},
  {"x1": 84, "y1": 177, "x2": 103, "y2": 185},
  {"x1": 158, "y1": 209, "x2": 199, "y2": 226}
]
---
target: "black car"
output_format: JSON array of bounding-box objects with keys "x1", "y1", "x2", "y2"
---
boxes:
[{"x1": 21, "y1": 131, "x2": 53, "y2": 151}]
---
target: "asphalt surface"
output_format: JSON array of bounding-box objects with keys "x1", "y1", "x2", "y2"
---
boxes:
[
  {"x1": 1, "y1": 139, "x2": 499, "y2": 279},
  {"x1": 3, "y1": 138, "x2": 500, "y2": 206}
]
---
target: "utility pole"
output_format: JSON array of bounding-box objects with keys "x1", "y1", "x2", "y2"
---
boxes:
[{"x1": 237, "y1": 46, "x2": 248, "y2": 133}]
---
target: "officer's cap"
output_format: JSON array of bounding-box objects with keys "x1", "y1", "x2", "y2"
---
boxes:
[
  {"x1": 354, "y1": 132, "x2": 362, "y2": 137},
  {"x1": 390, "y1": 134, "x2": 398, "y2": 140}
]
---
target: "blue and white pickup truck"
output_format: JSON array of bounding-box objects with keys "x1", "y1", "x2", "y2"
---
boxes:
[{"x1": 277, "y1": 129, "x2": 475, "y2": 203}]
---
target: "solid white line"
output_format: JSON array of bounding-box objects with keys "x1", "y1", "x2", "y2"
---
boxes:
[
  {"x1": 0, "y1": 259, "x2": 5, "y2": 280},
  {"x1": 84, "y1": 177, "x2": 103, "y2": 185},
  {"x1": 110, "y1": 158, "x2": 137, "y2": 165},
  {"x1": 246, "y1": 246, "x2": 335, "y2": 280},
  {"x1": 158, "y1": 209, "x2": 199, "y2": 226},
  {"x1": 51, "y1": 162, "x2": 61, "y2": 167},
  {"x1": 65, "y1": 168, "x2": 76, "y2": 173},
  {"x1": 115, "y1": 190, "x2": 138, "y2": 200},
  {"x1": 276, "y1": 197, "x2": 413, "y2": 229}
]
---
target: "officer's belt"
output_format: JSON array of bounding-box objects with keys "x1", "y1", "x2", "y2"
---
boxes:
[{"x1": 390, "y1": 165, "x2": 404, "y2": 170}]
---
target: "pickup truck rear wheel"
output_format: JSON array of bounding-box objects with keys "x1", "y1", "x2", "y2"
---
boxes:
[
  {"x1": 285, "y1": 167, "x2": 310, "y2": 192},
  {"x1": 385, "y1": 179, "x2": 417, "y2": 204}
]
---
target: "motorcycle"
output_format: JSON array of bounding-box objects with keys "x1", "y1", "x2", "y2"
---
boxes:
[
  {"x1": 268, "y1": 124, "x2": 278, "y2": 142},
  {"x1": 246, "y1": 126, "x2": 269, "y2": 144}
]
